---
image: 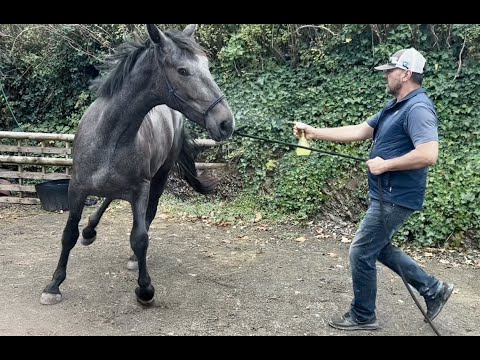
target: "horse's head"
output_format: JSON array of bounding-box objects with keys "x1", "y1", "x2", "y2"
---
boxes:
[{"x1": 146, "y1": 24, "x2": 235, "y2": 142}]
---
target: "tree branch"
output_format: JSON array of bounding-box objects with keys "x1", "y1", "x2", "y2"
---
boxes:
[
  {"x1": 454, "y1": 36, "x2": 466, "y2": 81},
  {"x1": 296, "y1": 25, "x2": 338, "y2": 36}
]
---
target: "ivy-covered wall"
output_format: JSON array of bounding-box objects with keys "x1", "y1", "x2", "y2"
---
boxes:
[
  {"x1": 214, "y1": 24, "x2": 480, "y2": 248},
  {"x1": 1, "y1": 24, "x2": 479, "y2": 248}
]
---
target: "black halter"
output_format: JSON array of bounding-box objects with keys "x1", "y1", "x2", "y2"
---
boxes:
[{"x1": 163, "y1": 70, "x2": 225, "y2": 121}]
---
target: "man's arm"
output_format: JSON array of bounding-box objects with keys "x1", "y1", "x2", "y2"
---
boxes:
[
  {"x1": 293, "y1": 121, "x2": 374, "y2": 143},
  {"x1": 366, "y1": 141, "x2": 439, "y2": 175}
]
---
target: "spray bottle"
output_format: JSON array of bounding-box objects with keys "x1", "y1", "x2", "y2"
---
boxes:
[{"x1": 296, "y1": 130, "x2": 311, "y2": 156}]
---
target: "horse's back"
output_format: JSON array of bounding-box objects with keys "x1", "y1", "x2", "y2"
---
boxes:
[
  {"x1": 141, "y1": 105, "x2": 184, "y2": 170},
  {"x1": 144, "y1": 105, "x2": 184, "y2": 144}
]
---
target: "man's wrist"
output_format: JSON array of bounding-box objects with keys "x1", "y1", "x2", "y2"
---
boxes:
[{"x1": 383, "y1": 158, "x2": 392, "y2": 172}]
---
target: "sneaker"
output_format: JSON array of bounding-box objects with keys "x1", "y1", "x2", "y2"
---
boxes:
[
  {"x1": 328, "y1": 312, "x2": 380, "y2": 331},
  {"x1": 424, "y1": 282, "x2": 454, "y2": 322}
]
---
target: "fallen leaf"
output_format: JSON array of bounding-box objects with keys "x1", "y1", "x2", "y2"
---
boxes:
[
  {"x1": 295, "y1": 236, "x2": 307, "y2": 243},
  {"x1": 256, "y1": 225, "x2": 270, "y2": 231}
]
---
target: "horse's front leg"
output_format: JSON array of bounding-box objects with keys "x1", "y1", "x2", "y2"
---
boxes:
[
  {"x1": 129, "y1": 181, "x2": 155, "y2": 305},
  {"x1": 81, "y1": 197, "x2": 113, "y2": 246},
  {"x1": 40, "y1": 185, "x2": 87, "y2": 305},
  {"x1": 127, "y1": 169, "x2": 170, "y2": 270}
]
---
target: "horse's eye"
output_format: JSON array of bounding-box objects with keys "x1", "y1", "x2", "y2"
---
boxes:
[{"x1": 178, "y1": 68, "x2": 188, "y2": 76}]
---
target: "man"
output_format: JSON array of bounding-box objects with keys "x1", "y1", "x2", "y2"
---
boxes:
[{"x1": 293, "y1": 48, "x2": 454, "y2": 331}]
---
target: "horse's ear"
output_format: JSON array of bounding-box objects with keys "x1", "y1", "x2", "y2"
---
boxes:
[
  {"x1": 183, "y1": 24, "x2": 197, "y2": 38},
  {"x1": 146, "y1": 24, "x2": 161, "y2": 43},
  {"x1": 146, "y1": 24, "x2": 172, "y2": 51}
]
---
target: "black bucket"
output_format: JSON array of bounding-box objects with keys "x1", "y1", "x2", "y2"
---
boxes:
[{"x1": 35, "y1": 179, "x2": 70, "y2": 212}]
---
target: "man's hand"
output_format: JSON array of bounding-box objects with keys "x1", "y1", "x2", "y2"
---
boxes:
[{"x1": 366, "y1": 156, "x2": 388, "y2": 175}]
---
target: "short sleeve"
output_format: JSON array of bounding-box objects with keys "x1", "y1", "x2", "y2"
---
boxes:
[
  {"x1": 367, "y1": 111, "x2": 381, "y2": 129},
  {"x1": 405, "y1": 104, "x2": 438, "y2": 147}
]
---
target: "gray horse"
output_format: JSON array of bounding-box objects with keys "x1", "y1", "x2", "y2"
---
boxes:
[{"x1": 40, "y1": 24, "x2": 235, "y2": 306}]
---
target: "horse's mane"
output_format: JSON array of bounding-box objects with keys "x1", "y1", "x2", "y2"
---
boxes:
[{"x1": 90, "y1": 28, "x2": 207, "y2": 98}]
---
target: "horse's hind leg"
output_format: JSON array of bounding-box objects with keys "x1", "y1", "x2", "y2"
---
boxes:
[
  {"x1": 40, "y1": 186, "x2": 88, "y2": 305},
  {"x1": 129, "y1": 181, "x2": 155, "y2": 305},
  {"x1": 81, "y1": 197, "x2": 113, "y2": 246},
  {"x1": 128, "y1": 170, "x2": 170, "y2": 271}
]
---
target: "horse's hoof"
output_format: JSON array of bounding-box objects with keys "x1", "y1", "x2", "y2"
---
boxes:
[
  {"x1": 40, "y1": 292, "x2": 62, "y2": 305},
  {"x1": 137, "y1": 297, "x2": 155, "y2": 306},
  {"x1": 80, "y1": 234, "x2": 96, "y2": 246},
  {"x1": 127, "y1": 260, "x2": 138, "y2": 271},
  {"x1": 135, "y1": 285, "x2": 155, "y2": 305}
]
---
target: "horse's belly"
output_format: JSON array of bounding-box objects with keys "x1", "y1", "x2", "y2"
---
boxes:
[{"x1": 72, "y1": 162, "x2": 149, "y2": 199}]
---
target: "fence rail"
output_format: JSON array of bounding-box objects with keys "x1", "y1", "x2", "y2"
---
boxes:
[{"x1": 0, "y1": 131, "x2": 225, "y2": 205}]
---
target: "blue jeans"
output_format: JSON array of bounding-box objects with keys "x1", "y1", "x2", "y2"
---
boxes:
[{"x1": 349, "y1": 199, "x2": 441, "y2": 323}]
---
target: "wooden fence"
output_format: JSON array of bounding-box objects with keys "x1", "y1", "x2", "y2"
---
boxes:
[{"x1": 0, "y1": 131, "x2": 225, "y2": 205}]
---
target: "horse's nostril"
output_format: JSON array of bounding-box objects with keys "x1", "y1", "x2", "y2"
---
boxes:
[
  {"x1": 220, "y1": 119, "x2": 235, "y2": 138},
  {"x1": 220, "y1": 120, "x2": 232, "y2": 135},
  {"x1": 220, "y1": 120, "x2": 228, "y2": 133}
]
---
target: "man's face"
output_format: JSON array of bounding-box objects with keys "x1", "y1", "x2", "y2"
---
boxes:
[{"x1": 383, "y1": 68, "x2": 405, "y2": 97}]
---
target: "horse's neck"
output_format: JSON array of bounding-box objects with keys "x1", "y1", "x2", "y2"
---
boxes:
[
  {"x1": 94, "y1": 87, "x2": 163, "y2": 143},
  {"x1": 88, "y1": 50, "x2": 169, "y2": 142}
]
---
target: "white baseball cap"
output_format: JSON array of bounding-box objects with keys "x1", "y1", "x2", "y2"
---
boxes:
[{"x1": 374, "y1": 47, "x2": 426, "y2": 74}]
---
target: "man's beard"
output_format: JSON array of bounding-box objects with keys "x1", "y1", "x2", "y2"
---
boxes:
[{"x1": 387, "y1": 82, "x2": 401, "y2": 97}]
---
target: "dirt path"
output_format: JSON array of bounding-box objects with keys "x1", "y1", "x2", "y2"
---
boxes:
[{"x1": 0, "y1": 202, "x2": 478, "y2": 336}]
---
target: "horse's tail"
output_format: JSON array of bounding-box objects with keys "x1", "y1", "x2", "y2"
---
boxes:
[{"x1": 174, "y1": 128, "x2": 218, "y2": 194}]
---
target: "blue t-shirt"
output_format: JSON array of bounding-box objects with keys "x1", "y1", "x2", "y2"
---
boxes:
[{"x1": 367, "y1": 103, "x2": 438, "y2": 147}]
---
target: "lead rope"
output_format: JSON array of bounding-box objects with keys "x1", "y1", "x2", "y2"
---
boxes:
[{"x1": 234, "y1": 129, "x2": 442, "y2": 336}]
